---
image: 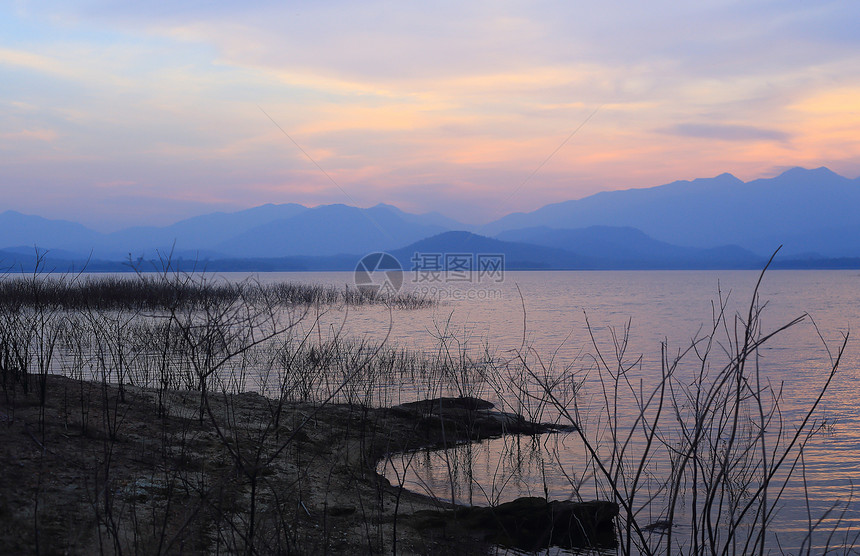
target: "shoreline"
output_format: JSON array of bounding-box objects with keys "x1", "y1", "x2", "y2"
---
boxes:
[{"x1": 1, "y1": 375, "x2": 614, "y2": 554}]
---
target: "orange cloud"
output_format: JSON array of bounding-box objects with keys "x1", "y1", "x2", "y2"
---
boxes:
[{"x1": 786, "y1": 87, "x2": 860, "y2": 160}]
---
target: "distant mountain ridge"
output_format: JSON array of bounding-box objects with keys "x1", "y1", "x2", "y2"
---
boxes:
[
  {"x1": 0, "y1": 210, "x2": 104, "y2": 252},
  {"x1": 0, "y1": 203, "x2": 462, "y2": 260},
  {"x1": 389, "y1": 231, "x2": 764, "y2": 270},
  {"x1": 216, "y1": 204, "x2": 448, "y2": 257},
  {"x1": 106, "y1": 202, "x2": 309, "y2": 257},
  {"x1": 2, "y1": 166, "x2": 860, "y2": 270},
  {"x1": 496, "y1": 226, "x2": 762, "y2": 268},
  {"x1": 481, "y1": 167, "x2": 860, "y2": 257}
]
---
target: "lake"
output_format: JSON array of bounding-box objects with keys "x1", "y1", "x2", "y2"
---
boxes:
[{"x1": 233, "y1": 268, "x2": 860, "y2": 553}]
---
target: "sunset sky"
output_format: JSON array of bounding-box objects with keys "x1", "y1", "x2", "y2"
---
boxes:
[{"x1": 2, "y1": 1, "x2": 859, "y2": 231}]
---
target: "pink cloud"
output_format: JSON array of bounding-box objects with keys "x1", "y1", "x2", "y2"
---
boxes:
[{"x1": 1, "y1": 128, "x2": 58, "y2": 142}]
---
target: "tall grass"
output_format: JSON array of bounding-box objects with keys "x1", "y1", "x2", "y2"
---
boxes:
[
  {"x1": 0, "y1": 266, "x2": 498, "y2": 554},
  {"x1": 0, "y1": 273, "x2": 434, "y2": 311},
  {"x1": 513, "y1": 258, "x2": 854, "y2": 554}
]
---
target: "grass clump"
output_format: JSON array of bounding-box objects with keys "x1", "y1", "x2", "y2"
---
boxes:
[{"x1": 0, "y1": 272, "x2": 433, "y2": 311}]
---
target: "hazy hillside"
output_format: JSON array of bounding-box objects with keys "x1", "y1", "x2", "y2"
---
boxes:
[
  {"x1": 497, "y1": 226, "x2": 762, "y2": 267},
  {"x1": 482, "y1": 167, "x2": 860, "y2": 257},
  {"x1": 389, "y1": 231, "x2": 595, "y2": 270},
  {"x1": 392, "y1": 229, "x2": 763, "y2": 271},
  {"x1": 101, "y1": 203, "x2": 309, "y2": 257},
  {"x1": 498, "y1": 226, "x2": 690, "y2": 260},
  {"x1": 373, "y1": 203, "x2": 470, "y2": 231},
  {"x1": 0, "y1": 211, "x2": 102, "y2": 255},
  {"x1": 0, "y1": 203, "x2": 457, "y2": 260},
  {"x1": 216, "y1": 204, "x2": 449, "y2": 257}
]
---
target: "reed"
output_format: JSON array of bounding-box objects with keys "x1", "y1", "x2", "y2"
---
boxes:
[
  {"x1": 0, "y1": 273, "x2": 434, "y2": 311},
  {"x1": 516, "y1": 257, "x2": 854, "y2": 554}
]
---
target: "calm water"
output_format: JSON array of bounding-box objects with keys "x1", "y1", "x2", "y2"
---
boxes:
[
  {"x1": 241, "y1": 269, "x2": 858, "y2": 405},
  {"x1": 234, "y1": 269, "x2": 860, "y2": 553}
]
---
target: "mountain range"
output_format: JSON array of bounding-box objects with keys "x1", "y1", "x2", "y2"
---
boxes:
[
  {"x1": 2, "y1": 167, "x2": 859, "y2": 272},
  {"x1": 480, "y1": 167, "x2": 860, "y2": 257}
]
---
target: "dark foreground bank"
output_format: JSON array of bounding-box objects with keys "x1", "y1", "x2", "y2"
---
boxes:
[{"x1": 0, "y1": 376, "x2": 616, "y2": 555}]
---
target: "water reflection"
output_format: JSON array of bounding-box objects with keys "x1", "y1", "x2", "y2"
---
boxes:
[{"x1": 380, "y1": 432, "x2": 581, "y2": 507}]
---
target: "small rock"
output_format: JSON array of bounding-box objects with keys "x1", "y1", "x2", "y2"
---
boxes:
[{"x1": 415, "y1": 497, "x2": 618, "y2": 551}]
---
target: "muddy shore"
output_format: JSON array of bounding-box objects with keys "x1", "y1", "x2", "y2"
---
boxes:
[{"x1": 1, "y1": 376, "x2": 614, "y2": 554}]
